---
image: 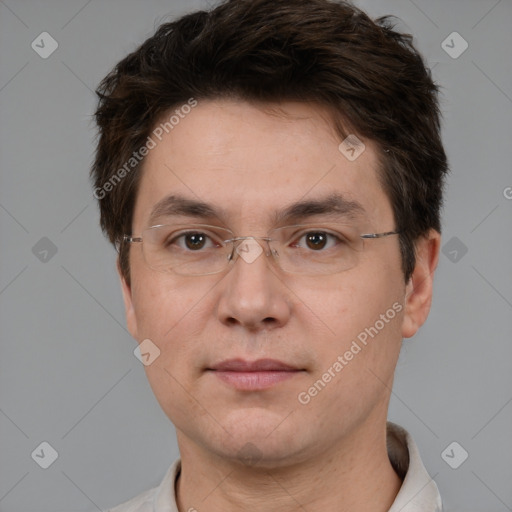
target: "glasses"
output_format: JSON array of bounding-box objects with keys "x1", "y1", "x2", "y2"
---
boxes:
[{"x1": 123, "y1": 223, "x2": 400, "y2": 276}]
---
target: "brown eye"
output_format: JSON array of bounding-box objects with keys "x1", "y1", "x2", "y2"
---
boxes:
[
  {"x1": 167, "y1": 231, "x2": 218, "y2": 251},
  {"x1": 184, "y1": 233, "x2": 207, "y2": 250},
  {"x1": 292, "y1": 231, "x2": 342, "y2": 251},
  {"x1": 305, "y1": 232, "x2": 328, "y2": 250}
]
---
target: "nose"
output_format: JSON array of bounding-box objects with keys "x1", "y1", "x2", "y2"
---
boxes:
[{"x1": 215, "y1": 237, "x2": 292, "y2": 332}]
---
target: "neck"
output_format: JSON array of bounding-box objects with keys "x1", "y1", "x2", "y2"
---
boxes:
[{"x1": 175, "y1": 421, "x2": 402, "y2": 512}]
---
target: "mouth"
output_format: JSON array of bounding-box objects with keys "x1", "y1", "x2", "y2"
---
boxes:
[{"x1": 206, "y1": 358, "x2": 304, "y2": 391}]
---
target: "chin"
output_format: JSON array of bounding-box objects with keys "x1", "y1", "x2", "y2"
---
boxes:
[
  {"x1": 209, "y1": 409, "x2": 310, "y2": 466},
  {"x1": 218, "y1": 438, "x2": 308, "y2": 470}
]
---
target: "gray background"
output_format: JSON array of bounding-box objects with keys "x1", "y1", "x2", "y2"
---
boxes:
[{"x1": 0, "y1": 0, "x2": 511, "y2": 511}]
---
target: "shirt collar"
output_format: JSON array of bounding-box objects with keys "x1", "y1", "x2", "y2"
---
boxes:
[
  {"x1": 114, "y1": 422, "x2": 442, "y2": 512},
  {"x1": 386, "y1": 422, "x2": 442, "y2": 512}
]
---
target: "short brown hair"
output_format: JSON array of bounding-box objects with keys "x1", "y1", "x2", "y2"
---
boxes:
[{"x1": 91, "y1": 0, "x2": 448, "y2": 286}]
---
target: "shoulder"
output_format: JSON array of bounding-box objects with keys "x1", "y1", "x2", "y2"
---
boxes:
[
  {"x1": 105, "y1": 486, "x2": 156, "y2": 512},
  {"x1": 103, "y1": 459, "x2": 181, "y2": 512}
]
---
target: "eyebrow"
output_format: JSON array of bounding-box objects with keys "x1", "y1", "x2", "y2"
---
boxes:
[{"x1": 147, "y1": 192, "x2": 366, "y2": 227}]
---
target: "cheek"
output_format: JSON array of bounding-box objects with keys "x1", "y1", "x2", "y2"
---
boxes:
[
  {"x1": 132, "y1": 272, "x2": 191, "y2": 334},
  {"x1": 130, "y1": 274, "x2": 207, "y2": 420},
  {"x1": 300, "y1": 284, "x2": 404, "y2": 427},
  {"x1": 303, "y1": 276, "x2": 382, "y2": 336},
  {"x1": 130, "y1": 272, "x2": 213, "y2": 371},
  {"x1": 308, "y1": 267, "x2": 405, "y2": 367}
]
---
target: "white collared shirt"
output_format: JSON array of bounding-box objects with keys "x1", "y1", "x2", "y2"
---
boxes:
[{"x1": 106, "y1": 422, "x2": 442, "y2": 512}]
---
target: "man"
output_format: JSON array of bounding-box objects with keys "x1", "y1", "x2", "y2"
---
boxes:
[{"x1": 91, "y1": 0, "x2": 448, "y2": 510}]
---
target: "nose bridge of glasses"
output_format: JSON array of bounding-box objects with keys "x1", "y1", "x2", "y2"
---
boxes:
[{"x1": 226, "y1": 236, "x2": 275, "y2": 265}]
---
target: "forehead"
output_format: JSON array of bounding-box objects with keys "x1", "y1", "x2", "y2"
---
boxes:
[{"x1": 131, "y1": 99, "x2": 393, "y2": 231}]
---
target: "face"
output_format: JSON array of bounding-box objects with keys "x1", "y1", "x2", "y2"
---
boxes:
[{"x1": 119, "y1": 99, "x2": 438, "y2": 467}]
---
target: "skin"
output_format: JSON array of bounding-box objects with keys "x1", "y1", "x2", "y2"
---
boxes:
[{"x1": 118, "y1": 99, "x2": 440, "y2": 512}]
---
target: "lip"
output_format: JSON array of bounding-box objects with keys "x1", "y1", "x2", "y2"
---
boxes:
[
  {"x1": 209, "y1": 358, "x2": 299, "y2": 372},
  {"x1": 207, "y1": 358, "x2": 303, "y2": 391}
]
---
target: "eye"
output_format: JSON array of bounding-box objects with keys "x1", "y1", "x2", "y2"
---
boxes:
[
  {"x1": 169, "y1": 231, "x2": 221, "y2": 251},
  {"x1": 292, "y1": 231, "x2": 343, "y2": 251}
]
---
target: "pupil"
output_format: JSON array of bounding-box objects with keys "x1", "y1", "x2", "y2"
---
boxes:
[
  {"x1": 306, "y1": 233, "x2": 326, "y2": 250},
  {"x1": 185, "y1": 233, "x2": 206, "y2": 250}
]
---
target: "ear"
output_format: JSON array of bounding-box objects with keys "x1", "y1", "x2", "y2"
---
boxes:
[
  {"x1": 117, "y1": 257, "x2": 139, "y2": 339},
  {"x1": 401, "y1": 230, "x2": 441, "y2": 339}
]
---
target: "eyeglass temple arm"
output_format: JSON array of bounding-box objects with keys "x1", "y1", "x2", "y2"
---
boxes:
[
  {"x1": 360, "y1": 231, "x2": 400, "y2": 239},
  {"x1": 123, "y1": 235, "x2": 143, "y2": 243}
]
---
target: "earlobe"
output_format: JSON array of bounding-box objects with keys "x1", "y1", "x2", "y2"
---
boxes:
[
  {"x1": 401, "y1": 230, "x2": 441, "y2": 339},
  {"x1": 117, "y1": 258, "x2": 139, "y2": 339}
]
